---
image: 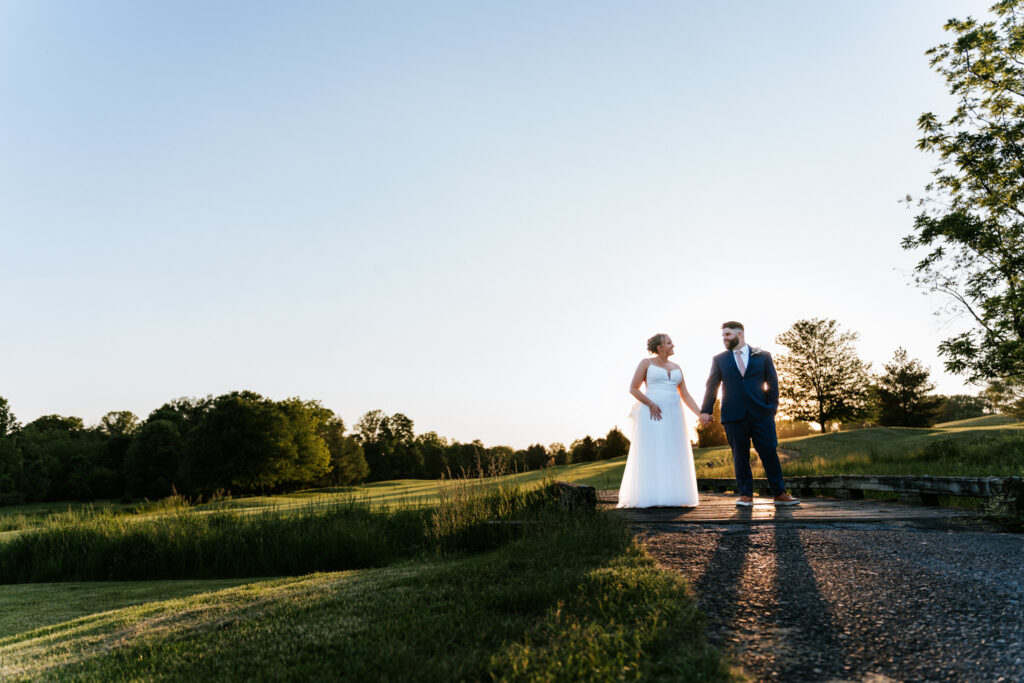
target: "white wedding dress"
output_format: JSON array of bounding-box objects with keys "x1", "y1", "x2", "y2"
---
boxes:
[{"x1": 616, "y1": 363, "x2": 699, "y2": 508}]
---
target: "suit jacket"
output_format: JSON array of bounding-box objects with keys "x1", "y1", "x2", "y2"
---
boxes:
[{"x1": 700, "y1": 348, "x2": 779, "y2": 422}]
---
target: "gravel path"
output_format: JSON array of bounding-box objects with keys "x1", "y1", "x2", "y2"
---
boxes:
[{"x1": 639, "y1": 522, "x2": 1024, "y2": 682}]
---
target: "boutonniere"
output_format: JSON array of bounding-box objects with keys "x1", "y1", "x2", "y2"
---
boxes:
[{"x1": 750, "y1": 347, "x2": 763, "y2": 356}]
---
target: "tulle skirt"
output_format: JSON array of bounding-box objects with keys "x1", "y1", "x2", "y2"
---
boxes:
[{"x1": 616, "y1": 390, "x2": 699, "y2": 508}]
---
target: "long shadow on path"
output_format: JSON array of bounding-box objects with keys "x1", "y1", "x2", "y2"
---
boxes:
[
  {"x1": 644, "y1": 519, "x2": 852, "y2": 682},
  {"x1": 771, "y1": 525, "x2": 849, "y2": 681}
]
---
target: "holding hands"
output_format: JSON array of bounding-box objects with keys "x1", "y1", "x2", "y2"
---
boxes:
[{"x1": 699, "y1": 413, "x2": 714, "y2": 427}]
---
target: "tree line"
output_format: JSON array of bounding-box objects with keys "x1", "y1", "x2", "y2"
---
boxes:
[
  {"x1": 0, "y1": 393, "x2": 629, "y2": 507},
  {"x1": 351, "y1": 409, "x2": 628, "y2": 483},
  {"x1": 694, "y1": 317, "x2": 1000, "y2": 448}
]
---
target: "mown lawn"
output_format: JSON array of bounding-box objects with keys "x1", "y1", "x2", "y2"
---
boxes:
[
  {"x1": 0, "y1": 512, "x2": 733, "y2": 682},
  {"x1": 696, "y1": 417, "x2": 1024, "y2": 481},
  {"x1": 0, "y1": 578, "x2": 255, "y2": 638}
]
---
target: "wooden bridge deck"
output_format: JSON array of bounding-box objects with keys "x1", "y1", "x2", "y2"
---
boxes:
[{"x1": 598, "y1": 490, "x2": 978, "y2": 525}]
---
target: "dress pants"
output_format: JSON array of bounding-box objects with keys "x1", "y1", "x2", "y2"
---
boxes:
[{"x1": 722, "y1": 413, "x2": 786, "y2": 497}]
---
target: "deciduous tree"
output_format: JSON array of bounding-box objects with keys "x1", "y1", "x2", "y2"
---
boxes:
[
  {"x1": 354, "y1": 410, "x2": 421, "y2": 480},
  {"x1": 548, "y1": 442, "x2": 569, "y2": 466},
  {"x1": 0, "y1": 397, "x2": 19, "y2": 437},
  {"x1": 775, "y1": 318, "x2": 873, "y2": 432},
  {"x1": 275, "y1": 398, "x2": 333, "y2": 486},
  {"x1": 99, "y1": 411, "x2": 140, "y2": 437},
  {"x1": 695, "y1": 403, "x2": 728, "y2": 447},
  {"x1": 905, "y1": 0, "x2": 1024, "y2": 383},
  {"x1": 313, "y1": 414, "x2": 368, "y2": 486},
  {"x1": 597, "y1": 427, "x2": 630, "y2": 461},
  {"x1": 416, "y1": 431, "x2": 448, "y2": 479},
  {"x1": 984, "y1": 376, "x2": 1024, "y2": 417},
  {"x1": 570, "y1": 436, "x2": 598, "y2": 463},
  {"x1": 936, "y1": 393, "x2": 993, "y2": 423},
  {"x1": 124, "y1": 419, "x2": 183, "y2": 499},
  {"x1": 181, "y1": 392, "x2": 296, "y2": 495},
  {"x1": 522, "y1": 444, "x2": 550, "y2": 470}
]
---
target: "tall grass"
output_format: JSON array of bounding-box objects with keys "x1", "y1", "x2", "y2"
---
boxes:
[
  {"x1": 1, "y1": 504, "x2": 733, "y2": 682},
  {"x1": 427, "y1": 467, "x2": 566, "y2": 555},
  {"x1": 0, "y1": 472, "x2": 576, "y2": 583},
  {"x1": 0, "y1": 498, "x2": 420, "y2": 583}
]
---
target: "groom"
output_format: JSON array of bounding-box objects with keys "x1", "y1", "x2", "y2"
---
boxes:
[{"x1": 699, "y1": 322, "x2": 800, "y2": 507}]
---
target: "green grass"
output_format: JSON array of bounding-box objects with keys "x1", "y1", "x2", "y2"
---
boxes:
[
  {"x1": 679, "y1": 418, "x2": 1024, "y2": 514},
  {"x1": 696, "y1": 419, "x2": 1024, "y2": 481},
  {"x1": 0, "y1": 578, "x2": 255, "y2": 638},
  {"x1": 0, "y1": 511, "x2": 732, "y2": 682},
  {"x1": 0, "y1": 478, "x2": 570, "y2": 583},
  {"x1": 0, "y1": 461, "x2": 632, "y2": 535},
  {"x1": 0, "y1": 501, "x2": 423, "y2": 583},
  {"x1": 934, "y1": 414, "x2": 1020, "y2": 429}
]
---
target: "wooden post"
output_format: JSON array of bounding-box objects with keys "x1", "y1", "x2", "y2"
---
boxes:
[
  {"x1": 1001, "y1": 477, "x2": 1024, "y2": 514},
  {"x1": 553, "y1": 481, "x2": 596, "y2": 510}
]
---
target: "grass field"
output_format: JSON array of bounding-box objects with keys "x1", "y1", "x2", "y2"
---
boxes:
[
  {"x1": 687, "y1": 415, "x2": 1024, "y2": 481},
  {"x1": 0, "y1": 416, "x2": 1018, "y2": 679},
  {"x1": 0, "y1": 501, "x2": 732, "y2": 681},
  {"x1": 0, "y1": 578, "x2": 255, "y2": 638},
  {"x1": 1, "y1": 416, "x2": 1019, "y2": 536},
  {"x1": 933, "y1": 414, "x2": 1019, "y2": 429}
]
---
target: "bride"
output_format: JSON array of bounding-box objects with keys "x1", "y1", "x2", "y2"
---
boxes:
[{"x1": 616, "y1": 333, "x2": 701, "y2": 508}]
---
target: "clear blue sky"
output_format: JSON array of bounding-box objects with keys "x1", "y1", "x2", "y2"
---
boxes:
[{"x1": 0, "y1": 1, "x2": 995, "y2": 447}]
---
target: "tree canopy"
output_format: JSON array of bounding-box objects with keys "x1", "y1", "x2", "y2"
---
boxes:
[
  {"x1": 905, "y1": 0, "x2": 1024, "y2": 383},
  {"x1": 875, "y1": 348, "x2": 946, "y2": 427},
  {"x1": 0, "y1": 397, "x2": 19, "y2": 438},
  {"x1": 984, "y1": 376, "x2": 1024, "y2": 417},
  {"x1": 936, "y1": 393, "x2": 993, "y2": 422},
  {"x1": 775, "y1": 318, "x2": 873, "y2": 431},
  {"x1": 695, "y1": 403, "x2": 727, "y2": 447},
  {"x1": 0, "y1": 392, "x2": 626, "y2": 506}
]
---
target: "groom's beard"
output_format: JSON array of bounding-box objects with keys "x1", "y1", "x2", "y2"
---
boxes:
[{"x1": 724, "y1": 337, "x2": 740, "y2": 350}]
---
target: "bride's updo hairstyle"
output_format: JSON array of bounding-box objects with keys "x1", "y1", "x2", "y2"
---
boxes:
[{"x1": 647, "y1": 333, "x2": 668, "y2": 354}]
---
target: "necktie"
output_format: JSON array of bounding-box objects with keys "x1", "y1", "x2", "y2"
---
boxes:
[{"x1": 735, "y1": 349, "x2": 746, "y2": 376}]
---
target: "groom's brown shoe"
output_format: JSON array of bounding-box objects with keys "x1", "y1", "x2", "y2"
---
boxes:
[
  {"x1": 774, "y1": 493, "x2": 801, "y2": 505},
  {"x1": 735, "y1": 495, "x2": 754, "y2": 507}
]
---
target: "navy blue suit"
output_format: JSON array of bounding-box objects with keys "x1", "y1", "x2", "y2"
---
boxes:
[{"x1": 701, "y1": 348, "x2": 787, "y2": 497}]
